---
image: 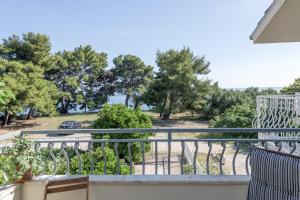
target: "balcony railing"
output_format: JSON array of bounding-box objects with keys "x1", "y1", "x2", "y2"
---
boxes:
[{"x1": 1, "y1": 128, "x2": 300, "y2": 177}]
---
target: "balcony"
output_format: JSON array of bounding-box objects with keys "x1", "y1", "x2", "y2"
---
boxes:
[{"x1": 1, "y1": 128, "x2": 300, "y2": 200}]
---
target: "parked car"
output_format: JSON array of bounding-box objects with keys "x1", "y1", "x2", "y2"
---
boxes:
[{"x1": 58, "y1": 121, "x2": 81, "y2": 129}]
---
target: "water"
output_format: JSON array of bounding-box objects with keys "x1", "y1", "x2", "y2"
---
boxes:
[{"x1": 68, "y1": 94, "x2": 150, "y2": 114}]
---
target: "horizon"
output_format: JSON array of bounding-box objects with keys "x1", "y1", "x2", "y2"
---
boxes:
[{"x1": 1, "y1": 0, "x2": 300, "y2": 88}]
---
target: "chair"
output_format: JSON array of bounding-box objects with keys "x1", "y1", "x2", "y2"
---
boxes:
[
  {"x1": 43, "y1": 176, "x2": 89, "y2": 200},
  {"x1": 247, "y1": 147, "x2": 300, "y2": 200}
]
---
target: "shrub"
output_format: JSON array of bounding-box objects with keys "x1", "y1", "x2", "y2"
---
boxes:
[
  {"x1": 183, "y1": 164, "x2": 193, "y2": 174},
  {"x1": 0, "y1": 136, "x2": 43, "y2": 184},
  {"x1": 0, "y1": 155, "x2": 8, "y2": 185},
  {"x1": 208, "y1": 103, "x2": 257, "y2": 138},
  {"x1": 92, "y1": 104, "x2": 153, "y2": 162},
  {"x1": 70, "y1": 147, "x2": 130, "y2": 175},
  {"x1": 40, "y1": 147, "x2": 130, "y2": 175}
]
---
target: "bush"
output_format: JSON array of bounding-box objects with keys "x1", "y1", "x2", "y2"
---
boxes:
[
  {"x1": 0, "y1": 155, "x2": 8, "y2": 185},
  {"x1": 40, "y1": 146, "x2": 130, "y2": 175},
  {"x1": 0, "y1": 136, "x2": 43, "y2": 184},
  {"x1": 92, "y1": 104, "x2": 153, "y2": 162},
  {"x1": 70, "y1": 147, "x2": 130, "y2": 175},
  {"x1": 208, "y1": 103, "x2": 257, "y2": 138}
]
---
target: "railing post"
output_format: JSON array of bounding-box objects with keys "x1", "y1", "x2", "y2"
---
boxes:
[{"x1": 168, "y1": 132, "x2": 172, "y2": 175}]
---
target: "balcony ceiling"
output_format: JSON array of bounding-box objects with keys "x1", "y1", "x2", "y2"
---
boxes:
[{"x1": 251, "y1": 0, "x2": 300, "y2": 43}]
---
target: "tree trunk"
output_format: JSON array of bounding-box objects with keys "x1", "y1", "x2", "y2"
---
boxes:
[
  {"x1": 84, "y1": 104, "x2": 87, "y2": 113},
  {"x1": 1, "y1": 110, "x2": 10, "y2": 127},
  {"x1": 60, "y1": 96, "x2": 69, "y2": 114},
  {"x1": 160, "y1": 97, "x2": 168, "y2": 120},
  {"x1": 133, "y1": 98, "x2": 140, "y2": 110},
  {"x1": 163, "y1": 95, "x2": 174, "y2": 120},
  {"x1": 125, "y1": 95, "x2": 130, "y2": 107},
  {"x1": 8, "y1": 114, "x2": 13, "y2": 125},
  {"x1": 26, "y1": 108, "x2": 34, "y2": 120}
]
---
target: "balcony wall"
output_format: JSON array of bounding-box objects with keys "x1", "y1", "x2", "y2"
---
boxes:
[
  {"x1": 0, "y1": 185, "x2": 22, "y2": 200},
  {"x1": 22, "y1": 175, "x2": 250, "y2": 200}
]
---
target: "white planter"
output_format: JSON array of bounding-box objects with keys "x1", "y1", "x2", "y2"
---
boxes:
[{"x1": 0, "y1": 184, "x2": 22, "y2": 200}]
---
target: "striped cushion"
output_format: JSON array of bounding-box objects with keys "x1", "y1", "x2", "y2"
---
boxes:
[{"x1": 247, "y1": 147, "x2": 300, "y2": 200}]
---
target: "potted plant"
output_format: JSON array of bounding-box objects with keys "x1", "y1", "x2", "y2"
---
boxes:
[{"x1": 0, "y1": 136, "x2": 43, "y2": 184}]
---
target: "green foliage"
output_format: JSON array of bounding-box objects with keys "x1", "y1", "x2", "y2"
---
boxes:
[
  {"x1": 0, "y1": 136, "x2": 43, "y2": 184},
  {"x1": 0, "y1": 155, "x2": 8, "y2": 185},
  {"x1": 281, "y1": 78, "x2": 300, "y2": 94},
  {"x1": 197, "y1": 153, "x2": 226, "y2": 175},
  {"x1": 93, "y1": 104, "x2": 153, "y2": 162},
  {"x1": 70, "y1": 147, "x2": 130, "y2": 175},
  {"x1": 201, "y1": 86, "x2": 278, "y2": 120},
  {"x1": 0, "y1": 59, "x2": 60, "y2": 125},
  {"x1": 46, "y1": 46, "x2": 115, "y2": 114},
  {"x1": 209, "y1": 103, "x2": 257, "y2": 138},
  {"x1": 0, "y1": 33, "x2": 60, "y2": 123},
  {"x1": 144, "y1": 47, "x2": 210, "y2": 119},
  {"x1": 183, "y1": 164, "x2": 193, "y2": 175},
  {"x1": 0, "y1": 140, "x2": 130, "y2": 185},
  {"x1": 112, "y1": 54, "x2": 153, "y2": 107},
  {"x1": 0, "y1": 32, "x2": 51, "y2": 66},
  {"x1": 41, "y1": 147, "x2": 130, "y2": 175},
  {"x1": 0, "y1": 82, "x2": 14, "y2": 106}
]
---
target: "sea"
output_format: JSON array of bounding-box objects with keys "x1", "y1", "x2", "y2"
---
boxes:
[{"x1": 69, "y1": 87, "x2": 283, "y2": 114}]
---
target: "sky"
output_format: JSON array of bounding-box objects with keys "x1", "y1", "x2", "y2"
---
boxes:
[{"x1": 0, "y1": 0, "x2": 299, "y2": 88}]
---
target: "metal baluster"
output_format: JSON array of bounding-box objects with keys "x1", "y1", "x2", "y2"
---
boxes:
[
  {"x1": 155, "y1": 141, "x2": 158, "y2": 175},
  {"x1": 206, "y1": 142, "x2": 212, "y2": 175},
  {"x1": 88, "y1": 142, "x2": 94, "y2": 174},
  {"x1": 219, "y1": 142, "x2": 226, "y2": 175},
  {"x1": 114, "y1": 143, "x2": 120, "y2": 175},
  {"x1": 193, "y1": 141, "x2": 198, "y2": 175},
  {"x1": 142, "y1": 142, "x2": 145, "y2": 175},
  {"x1": 61, "y1": 142, "x2": 69, "y2": 175},
  {"x1": 245, "y1": 142, "x2": 253, "y2": 175},
  {"x1": 128, "y1": 142, "x2": 133, "y2": 175},
  {"x1": 74, "y1": 142, "x2": 82, "y2": 175},
  {"x1": 181, "y1": 141, "x2": 185, "y2": 175},
  {"x1": 289, "y1": 141, "x2": 297, "y2": 154},
  {"x1": 232, "y1": 142, "x2": 240, "y2": 175},
  {"x1": 101, "y1": 142, "x2": 107, "y2": 175},
  {"x1": 48, "y1": 142, "x2": 57, "y2": 175},
  {"x1": 168, "y1": 132, "x2": 172, "y2": 175},
  {"x1": 275, "y1": 141, "x2": 282, "y2": 152}
]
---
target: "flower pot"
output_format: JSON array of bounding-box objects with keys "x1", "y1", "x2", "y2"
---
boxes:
[{"x1": 14, "y1": 167, "x2": 33, "y2": 184}]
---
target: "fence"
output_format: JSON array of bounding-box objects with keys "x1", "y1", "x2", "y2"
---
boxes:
[{"x1": 1, "y1": 128, "x2": 300, "y2": 176}]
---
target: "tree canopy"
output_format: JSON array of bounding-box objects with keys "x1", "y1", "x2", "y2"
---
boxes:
[
  {"x1": 0, "y1": 59, "x2": 60, "y2": 125},
  {"x1": 0, "y1": 82, "x2": 14, "y2": 106},
  {"x1": 0, "y1": 32, "x2": 51, "y2": 66},
  {"x1": 144, "y1": 47, "x2": 210, "y2": 119},
  {"x1": 281, "y1": 78, "x2": 300, "y2": 94},
  {"x1": 112, "y1": 54, "x2": 153, "y2": 108},
  {"x1": 45, "y1": 45, "x2": 115, "y2": 114}
]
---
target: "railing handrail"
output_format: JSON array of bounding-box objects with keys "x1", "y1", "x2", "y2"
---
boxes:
[
  {"x1": 32, "y1": 138, "x2": 300, "y2": 143},
  {"x1": 1, "y1": 127, "x2": 300, "y2": 177},
  {"x1": 20, "y1": 128, "x2": 300, "y2": 135},
  {"x1": 0, "y1": 131, "x2": 21, "y2": 140}
]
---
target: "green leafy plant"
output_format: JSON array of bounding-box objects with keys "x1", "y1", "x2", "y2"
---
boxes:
[
  {"x1": 0, "y1": 82, "x2": 14, "y2": 106},
  {"x1": 0, "y1": 136, "x2": 43, "y2": 183},
  {"x1": 183, "y1": 164, "x2": 193, "y2": 175},
  {"x1": 70, "y1": 147, "x2": 130, "y2": 175},
  {"x1": 93, "y1": 104, "x2": 153, "y2": 162},
  {"x1": 39, "y1": 146, "x2": 130, "y2": 175},
  {"x1": 208, "y1": 103, "x2": 257, "y2": 138}
]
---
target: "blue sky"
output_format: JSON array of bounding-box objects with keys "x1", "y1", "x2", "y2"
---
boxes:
[{"x1": 1, "y1": 0, "x2": 299, "y2": 88}]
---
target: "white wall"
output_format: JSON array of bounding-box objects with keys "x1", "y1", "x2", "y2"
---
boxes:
[{"x1": 23, "y1": 175, "x2": 250, "y2": 200}]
